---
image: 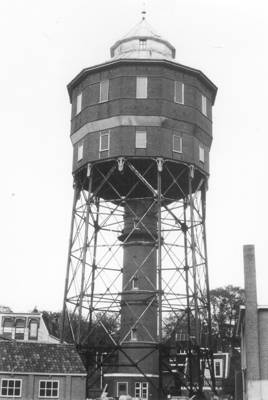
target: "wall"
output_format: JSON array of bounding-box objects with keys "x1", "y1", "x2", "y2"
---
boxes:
[
  {"x1": 69, "y1": 62, "x2": 213, "y2": 175},
  {"x1": 0, "y1": 374, "x2": 86, "y2": 400}
]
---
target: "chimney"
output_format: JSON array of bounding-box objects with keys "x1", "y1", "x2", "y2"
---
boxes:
[{"x1": 243, "y1": 244, "x2": 261, "y2": 398}]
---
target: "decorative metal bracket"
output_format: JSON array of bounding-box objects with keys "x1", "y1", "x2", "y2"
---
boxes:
[
  {"x1": 117, "y1": 157, "x2": 125, "y2": 172},
  {"x1": 156, "y1": 157, "x2": 164, "y2": 172}
]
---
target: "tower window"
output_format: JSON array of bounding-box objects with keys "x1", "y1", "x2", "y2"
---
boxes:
[
  {"x1": 99, "y1": 79, "x2": 109, "y2": 103},
  {"x1": 136, "y1": 76, "x2": 148, "y2": 98},
  {"x1": 99, "y1": 131, "x2": 110, "y2": 152},
  {"x1": 76, "y1": 92, "x2": 82, "y2": 114},
  {"x1": 131, "y1": 276, "x2": 138, "y2": 290},
  {"x1": 117, "y1": 382, "x2": 128, "y2": 397},
  {"x1": 77, "y1": 142, "x2": 84, "y2": 161},
  {"x1": 39, "y1": 380, "x2": 59, "y2": 398},
  {"x1": 214, "y1": 360, "x2": 223, "y2": 378},
  {"x1": 130, "y1": 328, "x2": 138, "y2": 341},
  {"x1": 135, "y1": 130, "x2": 147, "y2": 149},
  {"x1": 135, "y1": 382, "x2": 149, "y2": 399},
  {"x1": 199, "y1": 146, "x2": 205, "y2": 163},
  {"x1": 1, "y1": 379, "x2": 22, "y2": 397},
  {"x1": 139, "y1": 39, "x2": 147, "y2": 50},
  {"x1": 173, "y1": 135, "x2": 182, "y2": 153},
  {"x1": 174, "y1": 81, "x2": 184, "y2": 104},
  {"x1": 201, "y1": 94, "x2": 207, "y2": 116}
]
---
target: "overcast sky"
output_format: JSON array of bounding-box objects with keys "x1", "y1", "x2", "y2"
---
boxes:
[{"x1": 0, "y1": 0, "x2": 268, "y2": 312}]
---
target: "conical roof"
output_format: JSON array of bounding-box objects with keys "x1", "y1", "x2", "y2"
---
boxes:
[{"x1": 110, "y1": 17, "x2": 176, "y2": 60}]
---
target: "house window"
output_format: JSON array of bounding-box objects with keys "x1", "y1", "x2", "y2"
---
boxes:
[
  {"x1": 3, "y1": 317, "x2": 14, "y2": 339},
  {"x1": 131, "y1": 276, "x2": 138, "y2": 290},
  {"x1": 99, "y1": 79, "x2": 109, "y2": 103},
  {"x1": 214, "y1": 360, "x2": 223, "y2": 378},
  {"x1": 139, "y1": 39, "x2": 147, "y2": 50},
  {"x1": 130, "y1": 328, "x2": 138, "y2": 341},
  {"x1": 173, "y1": 135, "x2": 182, "y2": 153},
  {"x1": 136, "y1": 76, "x2": 148, "y2": 98},
  {"x1": 1, "y1": 379, "x2": 22, "y2": 397},
  {"x1": 117, "y1": 382, "x2": 128, "y2": 397},
  {"x1": 201, "y1": 95, "x2": 207, "y2": 116},
  {"x1": 15, "y1": 318, "x2": 26, "y2": 340},
  {"x1": 99, "y1": 131, "x2": 110, "y2": 152},
  {"x1": 28, "y1": 318, "x2": 39, "y2": 340},
  {"x1": 135, "y1": 382, "x2": 149, "y2": 399},
  {"x1": 76, "y1": 92, "x2": 82, "y2": 115},
  {"x1": 135, "y1": 130, "x2": 147, "y2": 149},
  {"x1": 39, "y1": 380, "x2": 59, "y2": 398},
  {"x1": 199, "y1": 146, "x2": 205, "y2": 163},
  {"x1": 77, "y1": 142, "x2": 84, "y2": 161},
  {"x1": 174, "y1": 81, "x2": 184, "y2": 104}
]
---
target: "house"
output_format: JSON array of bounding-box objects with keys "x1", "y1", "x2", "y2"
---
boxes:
[
  {"x1": 236, "y1": 245, "x2": 268, "y2": 400},
  {"x1": 0, "y1": 309, "x2": 59, "y2": 343},
  {"x1": 0, "y1": 341, "x2": 87, "y2": 400}
]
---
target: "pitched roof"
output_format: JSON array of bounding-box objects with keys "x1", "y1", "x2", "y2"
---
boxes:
[{"x1": 0, "y1": 342, "x2": 86, "y2": 375}]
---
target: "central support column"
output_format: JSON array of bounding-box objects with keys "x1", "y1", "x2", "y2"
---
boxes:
[{"x1": 107, "y1": 199, "x2": 159, "y2": 398}]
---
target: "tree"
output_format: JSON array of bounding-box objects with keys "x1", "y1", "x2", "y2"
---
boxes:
[{"x1": 210, "y1": 285, "x2": 245, "y2": 351}]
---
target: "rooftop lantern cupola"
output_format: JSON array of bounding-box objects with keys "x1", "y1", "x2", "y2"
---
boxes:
[{"x1": 110, "y1": 15, "x2": 176, "y2": 60}]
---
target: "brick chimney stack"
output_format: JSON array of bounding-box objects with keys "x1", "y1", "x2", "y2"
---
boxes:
[{"x1": 243, "y1": 244, "x2": 261, "y2": 399}]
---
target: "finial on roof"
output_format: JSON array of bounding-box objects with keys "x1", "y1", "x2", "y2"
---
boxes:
[{"x1": 142, "y1": 1, "x2": 146, "y2": 20}]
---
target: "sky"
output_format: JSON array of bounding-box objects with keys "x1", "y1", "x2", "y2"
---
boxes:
[{"x1": 0, "y1": 0, "x2": 268, "y2": 312}]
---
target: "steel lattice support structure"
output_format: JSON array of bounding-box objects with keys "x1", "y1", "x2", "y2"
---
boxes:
[{"x1": 61, "y1": 157, "x2": 216, "y2": 398}]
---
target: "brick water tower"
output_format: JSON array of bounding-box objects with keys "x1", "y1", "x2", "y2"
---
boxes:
[{"x1": 62, "y1": 15, "x2": 217, "y2": 399}]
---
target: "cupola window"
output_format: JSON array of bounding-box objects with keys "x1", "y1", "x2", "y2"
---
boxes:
[
  {"x1": 139, "y1": 39, "x2": 147, "y2": 50},
  {"x1": 136, "y1": 76, "x2": 148, "y2": 98}
]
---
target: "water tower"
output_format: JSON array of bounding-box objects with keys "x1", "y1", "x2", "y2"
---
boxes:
[{"x1": 61, "y1": 15, "x2": 217, "y2": 399}]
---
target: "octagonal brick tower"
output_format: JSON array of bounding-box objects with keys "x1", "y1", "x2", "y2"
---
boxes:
[{"x1": 62, "y1": 16, "x2": 217, "y2": 399}]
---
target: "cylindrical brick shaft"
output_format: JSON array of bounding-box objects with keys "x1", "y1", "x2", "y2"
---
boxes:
[{"x1": 119, "y1": 200, "x2": 159, "y2": 374}]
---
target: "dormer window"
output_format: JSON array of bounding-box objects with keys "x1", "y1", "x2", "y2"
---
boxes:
[
  {"x1": 3, "y1": 317, "x2": 14, "y2": 339},
  {"x1": 28, "y1": 318, "x2": 39, "y2": 340},
  {"x1": 139, "y1": 39, "x2": 147, "y2": 50},
  {"x1": 15, "y1": 318, "x2": 26, "y2": 340}
]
